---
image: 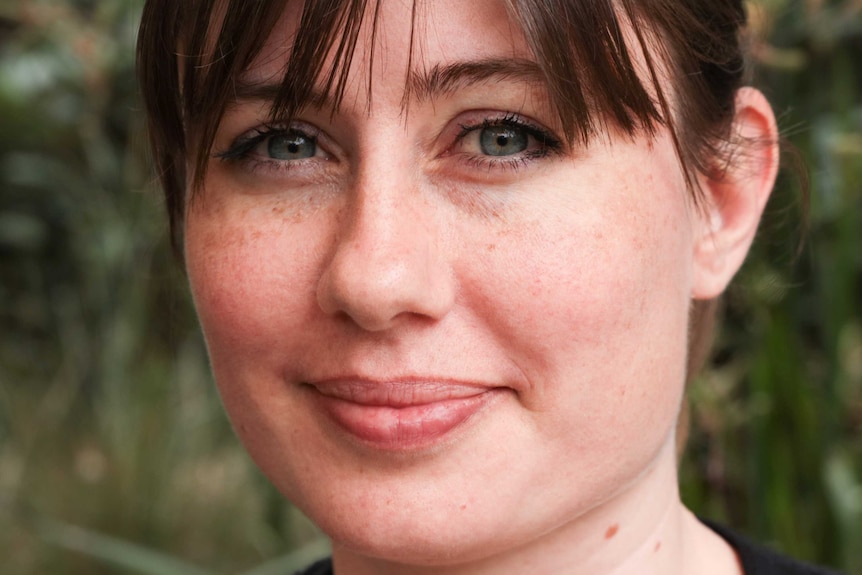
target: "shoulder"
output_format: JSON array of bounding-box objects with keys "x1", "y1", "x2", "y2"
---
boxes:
[
  {"x1": 702, "y1": 519, "x2": 844, "y2": 575},
  {"x1": 293, "y1": 557, "x2": 333, "y2": 575}
]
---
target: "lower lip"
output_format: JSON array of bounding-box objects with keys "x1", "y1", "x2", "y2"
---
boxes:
[{"x1": 310, "y1": 390, "x2": 499, "y2": 451}]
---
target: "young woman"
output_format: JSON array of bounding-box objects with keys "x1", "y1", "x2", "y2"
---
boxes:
[{"x1": 137, "y1": 1, "x2": 841, "y2": 573}]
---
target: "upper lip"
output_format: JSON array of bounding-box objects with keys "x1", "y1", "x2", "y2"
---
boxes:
[{"x1": 306, "y1": 378, "x2": 494, "y2": 407}]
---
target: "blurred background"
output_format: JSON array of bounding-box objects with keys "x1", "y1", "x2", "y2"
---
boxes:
[{"x1": 0, "y1": 0, "x2": 860, "y2": 573}]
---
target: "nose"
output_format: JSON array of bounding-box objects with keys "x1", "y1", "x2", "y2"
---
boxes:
[{"x1": 315, "y1": 171, "x2": 455, "y2": 332}]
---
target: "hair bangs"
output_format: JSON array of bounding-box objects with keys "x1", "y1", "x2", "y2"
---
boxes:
[
  {"x1": 139, "y1": 0, "x2": 751, "y2": 254},
  {"x1": 187, "y1": 0, "x2": 385, "y2": 193},
  {"x1": 505, "y1": 0, "x2": 665, "y2": 146},
  {"x1": 139, "y1": 0, "x2": 380, "y2": 252}
]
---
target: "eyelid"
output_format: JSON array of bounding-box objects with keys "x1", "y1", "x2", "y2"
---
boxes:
[
  {"x1": 423, "y1": 110, "x2": 567, "y2": 182},
  {"x1": 446, "y1": 111, "x2": 564, "y2": 159},
  {"x1": 455, "y1": 112, "x2": 558, "y2": 145},
  {"x1": 214, "y1": 120, "x2": 329, "y2": 163},
  {"x1": 213, "y1": 111, "x2": 564, "y2": 184}
]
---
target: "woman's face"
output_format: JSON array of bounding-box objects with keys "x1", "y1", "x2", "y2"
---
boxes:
[{"x1": 186, "y1": 0, "x2": 701, "y2": 565}]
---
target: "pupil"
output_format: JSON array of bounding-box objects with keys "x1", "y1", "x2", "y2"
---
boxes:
[
  {"x1": 268, "y1": 131, "x2": 316, "y2": 160},
  {"x1": 480, "y1": 126, "x2": 528, "y2": 157}
]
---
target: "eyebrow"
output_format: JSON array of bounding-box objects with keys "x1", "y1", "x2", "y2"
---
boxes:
[
  {"x1": 228, "y1": 57, "x2": 546, "y2": 108},
  {"x1": 408, "y1": 58, "x2": 546, "y2": 101}
]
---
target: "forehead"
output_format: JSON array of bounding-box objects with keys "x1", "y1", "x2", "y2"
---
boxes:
[
  {"x1": 183, "y1": 0, "x2": 669, "y2": 166},
  {"x1": 241, "y1": 0, "x2": 535, "y2": 97}
]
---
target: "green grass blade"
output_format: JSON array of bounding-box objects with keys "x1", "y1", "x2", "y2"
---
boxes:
[
  {"x1": 237, "y1": 539, "x2": 331, "y2": 575},
  {"x1": 36, "y1": 517, "x2": 215, "y2": 575}
]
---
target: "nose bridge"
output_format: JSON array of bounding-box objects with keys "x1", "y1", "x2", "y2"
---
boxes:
[
  {"x1": 345, "y1": 177, "x2": 425, "y2": 279},
  {"x1": 316, "y1": 157, "x2": 454, "y2": 331}
]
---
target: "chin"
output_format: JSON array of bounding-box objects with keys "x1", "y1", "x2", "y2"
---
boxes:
[
  {"x1": 317, "y1": 508, "x2": 525, "y2": 568},
  {"x1": 278, "y1": 452, "x2": 634, "y2": 571},
  {"x1": 272, "y1": 450, "x2": 540, "y2": 568}
]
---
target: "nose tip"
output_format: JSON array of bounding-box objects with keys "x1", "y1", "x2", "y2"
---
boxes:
[{"x1": 315, "y1": 201, "x2": 455, "y2": 332}]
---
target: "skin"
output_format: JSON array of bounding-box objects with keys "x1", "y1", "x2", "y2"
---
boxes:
[{"x1": 184, "y1": 0, "x2": 779, "y2": 573}]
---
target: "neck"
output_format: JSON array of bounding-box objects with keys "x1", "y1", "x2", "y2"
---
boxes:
[{"x1": 332, "y1": 439, "x2": 742, "y2": 575}]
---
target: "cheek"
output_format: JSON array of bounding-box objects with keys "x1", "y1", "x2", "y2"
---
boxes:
[
  {"x1": 184, "y1": 202, "x2": 324, "y2": 372},
  {"x1": 183, "y1": 202, "x2": 333, "y2": 493},
  {"x1": 462, "y1": 165, "x2": 695, "y2": 455}
]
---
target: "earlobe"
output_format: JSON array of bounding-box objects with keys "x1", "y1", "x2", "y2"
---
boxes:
[{"x1": 692, "y1": 87, "x2": 780, "y2": 300}]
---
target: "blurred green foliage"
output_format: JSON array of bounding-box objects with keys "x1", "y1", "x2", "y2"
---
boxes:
[
  {"x1": 680, "y1": 2, "x2": 862, "y2": 573},
  {"x1": 0, "y1": 0, "x2": 859, "y2": 573}
]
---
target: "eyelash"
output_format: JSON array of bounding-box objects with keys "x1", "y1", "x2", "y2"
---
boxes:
[
  {"x1": 215, "y1": 113, "x2": 564, "y2": 175},
  {"x1": 452, "y1": 113, "x2": 563, "y2": 171},
  {"x1": 215, "y1": 124, "x2": 322, "y2": 173}
]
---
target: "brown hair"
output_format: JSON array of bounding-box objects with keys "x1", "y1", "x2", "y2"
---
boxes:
[
  {"x1": 137, "y1": 0, "x2": 749, "y2": 249},
  {"x1": 136, "y1": 0, "x2": 754, "y2": 385}
]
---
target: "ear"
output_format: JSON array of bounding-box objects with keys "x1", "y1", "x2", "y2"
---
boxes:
[{"x1": 692, "y1": 87, "x2": 780, "y2": 300}]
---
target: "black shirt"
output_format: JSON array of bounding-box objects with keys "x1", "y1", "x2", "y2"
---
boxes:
[
  {"x1": 293, "y1": 523, "x2": 844, "y2": 574},
  {"x1": 705, "y1": 520, "x2": 843, "y2": 575}
]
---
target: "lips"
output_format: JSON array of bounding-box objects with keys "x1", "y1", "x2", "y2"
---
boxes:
[{"x1": 306, "y1": 379, "x2": 502, "y2": 451}]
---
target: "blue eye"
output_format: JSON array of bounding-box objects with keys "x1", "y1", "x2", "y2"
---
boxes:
[
  {"x1": 268, "y1": 131, "x2": 317, "y2": 160},
  {"x1": 453, "y1": 114, "x2": 562, "y2": 169},
  {"x1": 216, "y1": 125, "x2": 323, "y2": 166},
  {"x1": 479, "y1": 126, "x2": 529, "y2": 156}
]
